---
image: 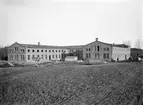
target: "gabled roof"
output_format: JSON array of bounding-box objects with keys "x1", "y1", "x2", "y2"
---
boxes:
[
  {"x1": 85, "y1": 40, "x2": 112, "y2": 46},
  {"x1": 8, "y1": 42, "x2": 26, "y2": 48}
]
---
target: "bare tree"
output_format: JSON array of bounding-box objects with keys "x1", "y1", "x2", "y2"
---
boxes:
[
  {"x1": 134, "y1": 39, "x2": 143, "y2": 49},
  {"x1": 123, "y1": 40, "x2": 131, "y2": 47}
]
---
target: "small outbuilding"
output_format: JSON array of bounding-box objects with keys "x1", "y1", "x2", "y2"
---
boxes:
[
  {"x1": 130, "y1": 48, "x2": 143, "y2": 58},
  {"x1": 65, "y1": 56, "x2": 78, "y2": 62},
  {"x1": 112, "y1": 44, "x2": 130, "y2": 61}
]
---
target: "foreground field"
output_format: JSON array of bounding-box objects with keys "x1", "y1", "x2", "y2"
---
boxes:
[{"x1": 0, "y1": 62, "x2": 143, "y2": 105}]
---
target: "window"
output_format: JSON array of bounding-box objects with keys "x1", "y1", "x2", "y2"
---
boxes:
[
  {"x1": 49, "y1": 55, "x2": 51, "y2": 60},
  {"x1": 97, "y1": 46, "x2": 100, "y2": 51},
  {"x1": 86, "y1": 48, "x2": 88, "y2": 51},
  {"x1": 89, "y1": 48, "x2": 91, "y2": 51},
  {"x1": 32, "y1": 50, "x2": 34, "y2": 52},
  {"x1": 21, "y1": 55, "x2": 24, "y2": 60},
  {"x1": 95, "y1": 53, "x2": 97, "y2": 59},
  {"x1": 59, "y1": 50, "x2": 60, "y2": 52},
  {"x1": 28, "y1": 55, "x2": 30, "y2": 60},
  {"x1": 37, "y1": 50, "x2": 39, "y2": 52},
  {"x1": 15, "y1": 47, "x2": 18, "y2": 51},
  {"x1": 56, "y1": 54, "x2": 57, "y2": 58},
  {"x1": 103, "y1": 53, "x2": 106, "y2": 59},
  {"x1": 107, "y1": 53, "x2": 109, "y2": 59},
  {"x1": 28, "y1": 49, "x2": 30, "y2": 52},
  {"x1": 104, "y1": 48, "x2": 106, "y2": 51},
  {"x1": 37, "y1": 55, "x2": 39, "y2": 57},
  {"x1": 86, "y1": 53, "x2": 88, "y2": 58},
  {"x1": 52, "y1": 55, "x2": 54, "y2": 58},
  {"x1": 20, "y1": 55, "x2": 22, "y2": 60},
  {"x1": 107, "y1": 48, "x2": 109, "y2": 51},
  {"x1": 95, "y1": 53, "x2": 99, "y2": 59},
  {"x1": 49, "y1": 50, "x2": 51, "y2": 52},
  {"x1": 56, "y1": 50, "x2": 57, "y2": 52},
  {"x1": 10, "y1": 55, "x2": 13, "y2": 60},
  {"x1": 41, "y1": 55, "x2": 43, "y2": 59},
  {"x1": 95, "y1": 46, "x2": 96, "y2": 51},
  {"x1": 41, "y1": 50, "x2": 43, "y2": 52},
  {"x1": 52, "y1": 50, "x2": 54, "y2": 52},
  {"x1": 32, "y1": 55, "x2": 35, "y2": 59},
  {"x1": 89, "y1": 53, "x2": 91, "y2": 58},
  {"x1": 97, "y1": 53, "x2": 100, "y2": 59},
  {"x1": 23, "y1": 55, "x2": 25, "y2": 60},
  {"x1": 45, "y1": 50, "x2": 47, "y2": 52},
  {"x1": 15, "y1": 55, "x2": 16, "y2": 60},
  {"x1": 62, "y1": 50, "x2": 63, "y2": 52},
  {"x1": 21, "y1": 49, "x2": 24, "y2": 52},
  {"x1": 17, "y1": 55, "x2": 18, "y2": 60},
  {"x1": 45, "y1": 55, "x2": 47, "y2": 59},
  {"x1": 9, "y1": 49, "x2": 12, "y2": 53}
]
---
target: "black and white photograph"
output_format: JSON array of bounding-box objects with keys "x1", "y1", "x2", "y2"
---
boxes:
[{"x1": 0, "y1": 0, "x2": 143, "y2": 104}]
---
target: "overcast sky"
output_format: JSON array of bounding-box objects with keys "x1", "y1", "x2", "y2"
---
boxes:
[{"x1": 0, "y1": 0, "x2": 142, "y2": 47}]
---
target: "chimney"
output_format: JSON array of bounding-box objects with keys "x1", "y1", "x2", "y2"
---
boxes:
[
  {"x1": 38, "y1": 42, "x2": 40, "y2": 45},
  {"x1": 96, "y1": 38, "x2": 98, "y2": 41}
]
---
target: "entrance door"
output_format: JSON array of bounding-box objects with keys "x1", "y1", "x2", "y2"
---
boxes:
[{"x1": 125, "y1": 55, "x2": 127, "y2": 59}]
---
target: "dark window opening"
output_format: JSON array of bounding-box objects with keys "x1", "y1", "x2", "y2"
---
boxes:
[
  {"x1": 28, "y1": 55, "x2": 30, "y2": 60},
  {"x1": 97, "y1": 46, "x2": 100, "y2": 51}
]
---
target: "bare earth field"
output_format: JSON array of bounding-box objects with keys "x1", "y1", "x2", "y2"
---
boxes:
[{"x1": 0, "y1": 62, "x2": 143, "y2": 105}]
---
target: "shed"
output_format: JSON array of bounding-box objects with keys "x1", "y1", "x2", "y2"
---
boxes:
[{"x1": 65, "y1": 56, "x2": 78, "y2": 61}]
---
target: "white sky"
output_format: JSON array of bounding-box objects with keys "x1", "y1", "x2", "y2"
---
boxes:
[{"x1": 0, "y1": 0, "x2": 143, "y2": 47}]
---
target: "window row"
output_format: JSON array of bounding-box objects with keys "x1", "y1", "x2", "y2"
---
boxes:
[
  {"x1": 86, "y1": 48, "x2": 91, "y2": 52},
  {"x1": 9, "y1": 48, "x2": 25, "y2": 53},
  {"x1": 103, "y1": 47, "x2": 109, "y2": 51},
  {"x1": 86, "y1": 53, "x2": 100, "y2": 59},
  {"x1": 86, "y1": 45, "x2": 100, "y2": 52},
  {"x1": 27, "y1": 49, "x2": 65, "y2": 53},
  {"x1": 9, "y1": 55, "x2": 25, "y2": 61},
  {"x1": 103, "y1": 53, "x2": 109, "y2": 59},
  {"x1": 28, "y1": 54, "x2": 61, "y2": 60},
  {"x1": 86, "y1": 53, "x2": 91, "y2": 59}
]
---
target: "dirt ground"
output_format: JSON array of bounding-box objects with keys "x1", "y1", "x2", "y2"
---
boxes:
[{"x1": 0, "y1": 62, "x2": 143, "y2": 105}]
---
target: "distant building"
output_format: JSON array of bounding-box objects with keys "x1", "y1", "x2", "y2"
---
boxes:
[
  {"x1": 0, "y1": 47, "x2": 8, "y2": 60},
  {"x1": 112, "y1": 44, "x2": 130, "y2": 61},
  {"x1": 8, "y1": 42, "x2": 70, "y2": 63},
  {"x1": 130, "y1": 48, "x2": 143, "y2": 58},
  {"x1": 7, "y1": 38, "x2": 132, "y2": 63},
  {"x1": 83, "y1": 38, "x2": 112, "y2": 62},
  {"x1": 65, "y1": 45, "x2": 83, "y2": 60}
]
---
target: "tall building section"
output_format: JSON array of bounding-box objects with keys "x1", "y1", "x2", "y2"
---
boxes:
[{"x1": 83, "y1": 38, "x2": 112, "y2": 62}]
